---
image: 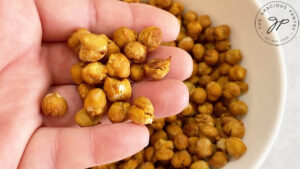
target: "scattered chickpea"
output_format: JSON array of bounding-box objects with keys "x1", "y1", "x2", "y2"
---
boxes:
[
  {"x1": 138, "y1": 26, "x2": 162, "y2": 52},
  {"x1": 223, "y1": 82, "x2": 241, "y2": 99},
  {"x1": 214, "y1": 25, "x2": 231, "y2": 41},
  {"x1": 188, "y1": 76, "x2": 199, "y2": 85},
  {"x1": 178, "y1": 36, "x2": 194, "y2": 52},
  {"x1": 198, "y1": 75, "x2": 213, "y2": 87},
  {"x1": 70, "y1": 63, "x2": 83, "y2": 84},
  {"x1": 77, "y1": 83, "x2": 94, "y2": 100},
  {"x1": 108, "y1": 102, "x2": 131, "y2": 123},
  {"x1": 216, "y1": 138, "x2": 227, "y2": 152},
  {"x1": 67, "y1": 28, "x2": 90, "y2": 54},
  {"x1": 215, "y1": 40, "x2": 231, "y2": 52},
  {"x1": 81, "y1": 62, "x2": 107, "y2": 85},
  {"x1": 192, "y1": 43, "x2": 205, "y2": 61},
  {"x1": 217, "y1": 76, "x2": 229, "y2": 88},
  {"x1": 198, "y1": 62, "x2": 212, "y2": 75},
  {"x1": 200, "y1": 125, "x2": 220, "y2": 140},
  {"x1": 190, "y1": 160, "x2": 209, "y2": 169},
  {"x1": 183, "y1": 11, "x2": 198, "y2": 25},
  {"x1": 204, "y1": 27, "x2": 215, "y2": 42},
  {"x1": 143, "y1": 57, "x2": 171, "y2": 80},
  {"x1": 229, "y1": 100, "x2": 248, "y2": 116},
  {"x1": 41, "y1": 92, "x2": 68, "y2": 116},
  {"x1": 104, "y1": 77, "x2": 132, "y2": 102},
  {"x1": 187, "y1": 21, "x2": 203, "y2": 40},
  {"x1": 188, "y1": 137, "x2": 199, "y2": 154},
  {"x1": 225, "y1": 49, "x2": 242, "y2": 65},
  {"x1": 134, "y1": 150, "x2": 144, "y2": 165},
  {"x1": 174, "y1": 133, "x2": 189, "y2": 150},
  {"x1": 219, "y1": 63, "x2": 232, "y2": 75},
  {"x1": 229, "y1": 65, "x2": 247, "y2": 81},
  {"x1": 197, "y1": 102, "x2": 213, "y2": 115},
  {"x1": 154, "y1": 139, "x2": 174, "y2": 161},
  {"x1": 128, "y1": 96, "x2": 155, "y2": 124},
  {"x1": 106, "y1": 53, "x2": 130, "y2": 78},
  {"x1": 166, "y1": 124, "x2": 183, "y2": 139},
  {"x1": 226, "y1": 137, "x2": 247, "y2": 159},
  {"x1": 122, "y1": 159, "x2": 138, "y2": 169},
  {"x1": 155, "y1": 0, "x2": 173, "y2": 9},
  {"x1": 183, "y1": 122, "x2": 199, "y2": 137},
  {"x1": 195, "y1": 137, "x2": 213, "y2": 159},
  {"x1": 209, "y1": 151, "x2": 228, "y2": 168},
  {"x1": 236, "y1": 81, "x2": 249, "y2": 93},
  {"x1": 113, "y1": 27, "x2": 137, "y2": 48},
  {"x1": 211, "y1": 69, "x2": 220, "y2": 81},
  {"x1": 150, "y1": 130, "x2": 167, "y2": 145},
  {"x1": 106, "y1": 40, "x2": 120, "y2": 57},
  {"x1": 223, "y1": 119, "x2": 245, "y2": 138},
  {"x1": 177, "y1": 27, "x2": 187, "y2": 42},
  {"x1": 195, "y1": 114, "x2": 215, "y2": 128},
  {"x1": 192, "y1": 60, "x2": 198, "y2": 77},
  {"x1": 130, "y1": 64, "x2": 145, "y2": 82},
  {"x1": 165, "y1": 115, "x2": 177, "y2": 123},
  {"x1": 204, "y1": 49, "x2": 219, "y2": 65},
  {"x1": 138, "y1": 162, "x2": 155, "y2": 169},
  {"x1": 198, "y1": 15, "x2": 212, "y2": 29},
  {"x1": 84, "y1": 88, "x2": 107, "y2": 117},
  {"x1": 124, "y1": 42, "x2": 147, "y2": 63},
  {"x1": 191, "y1": 87, "x2": 207, "y2": 104},
  {"x1": 184, "y1": 81, "x2": 196, "y2": 95},
  {"x1": 144, "y1": 147, "x2": 154, "y2": 161},
  {"x1": 180, "y1": 102, "x2": 196, "y2": 117},
  {"x1": 74, "y1": 108, "x2": 100, "y2": 127},
  {"x1": 206, "y1": 81, "x2": 222, "y2": 101},
  {"x1": 168, "y1": 2, "x2": 184, "y2": 16},
  {"x1": 150, "y1": 118, "x2": 165, "y2": 130},
  {"x1": 171, "y1": 150, "x2": 192, "y2": 168},
  {"x1": 214, "y1": 101, "x2": 229, "y2": 116}
]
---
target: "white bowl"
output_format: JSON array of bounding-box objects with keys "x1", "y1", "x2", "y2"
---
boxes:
[{"x1": 177, "y1": 0, "x2": 287, "y2": 169}]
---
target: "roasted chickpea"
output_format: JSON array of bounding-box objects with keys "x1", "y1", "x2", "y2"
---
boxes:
[
  {"x1": 217, "y1": 76, "x2": 229, "y2": 88},
  {"x1": 108, "y1": 102, "x2": 131, "y2": 123},
  {"x1": 206, "y1": 81, "x2": 222, "y2": 102},
  {"x1": 198, "y1": 15, "x2": 212, "y2": 29},
  {"x1": 223, "y1": 82, "x2": 241, "y2": 99},
  {"x1": 144, "y1": 147, "x2": 154, "y2": 161},
  {"x1": 113, "y1": 27, "x2": 137, "y2": 48},
  {"x1": 214, "y1": 25, "x2": 231, "y2": 41},
  {"x1": 75, "y1": 108, "x2": 100, "y2": 127},
  {"x1": 183, "y1": 11, "x2": 198, "y2": 25},
  {"x1": 215, "y1": 40, "x2": 231, "y2": 52},
  {"x1": 174, "y1": 133, "x2": 189, "y2": 150},
  {"x1": 198, "y1": 75, "x2": 213, "y2": 87},
  {"x1": 188, "y1": 76, "x2": 200, "y2": 85},
  {"x1": 171, "y1": 150, "x2": 192, "y2": 168},
  {"x1": 70, "y1": 63, "x2": 83, "y2": 84},
  {"x1": 191, "y1": 60, "x2": 198, "y2": 77},
  {"x1": 161, "y1": 41, "x2": 176, "y2": 47},
  {"x1": 81, "y1": 62, "x2": 107, "y2": 85},
  {"x1": 154, "y1": 139, "x2": 174, "y2": 150},
  {"x1": 229, "y1": 65, "x2": 247, "y2": 81},
  {"x1": 219, "y1": 63, "x2": 232, "y2": 75},
  {"x1": 187, "y1": 21, "x2": 203, "y2": 40},
  {"x1": 165, "y1": 115, "x2": 177, "y2": 123},
  {"x1": 209, "y1": 152, "x2": 228, "y2": 168},
  {"x1": 226, "y1": 137, "x2": 247, "y2": 159},
  {"x1": 104, "y1": 77, "x2": 132, "y2": 102},
  {"x1": 177, "y1": 27, "x2": 187, "y2": 42},
  {"x1": 68, "y1": 28, "x2": 90, "y2": 49},
  {"x1": 154, "y1": 139, "x2": 174, "y2": 161},
  {"x1": 188, "y1": 137, "x2": 199, "y2": 154},
  {"x1": 223, "y1": 119, "x2": 245, "y2": 138},
  {"x1": 168, "y1": 2, "x2": 184, "y2": 16},
  {"x1": 143, "y1": 57, "x2": 171, "y2": 80},
  {"x1": 192, "y1": 43, "x2": 205, "y2": 61},
  {"x1": 155, "y1": 0, "x2": 172, "y2": 9},
  {"x1": 122, "y1": 159, "x2": 138, "y2": 169},
  {"x1": 106, "y1": 40, "x2": 120, "y2": 57},
  {"x1": 184, "y1": 81, "x2": 196, "y2": 95},
  {"x1": 150, "y1": 130, "x2": 167, "y2": 145},
  {"x1": 138, "y1": 26, "x2": 162, "y2": 52},
  {"x1": 216, "y1": 138, "x2": 227, "y2": 152},
  {"x1": 107, "y1": 53, "x2": 130, "y2": 78},
  {"x1": 166, "y1": 124, "x2": 183, "y2": 139},
  {"x1": 150, "y1": 118, "x2": 165, "y2": 130},
  {"x1": 195, "y1": 137, "x2": 213, "y2": 158},
  {"x1": 214, "y1": 101, "x2": 229, "y2": 117},
  {"x1": 204, "y1": 49, "x2": 219, "y2": 65},
  {"x1": 197, "y1": 102, "x2": 213, "y2": 115},
  {"x1": 229, "y1": 100, "x2": 248, "y2": 116},
  {"x1": 183, "y1": 122, "x2": 199, "y2": 137},
  {"x1": 84, "y1": 88, "x2": 107, "y2": 117},
  {"x1": 236, "y1": 81, "x2": 249, "y2": 94},
  {"x1": 178, "y1": 36, "x2": 194, "y2": 52},
  {"x1": 79, "y1": 33, "x2": 108, "y2": 62},
  {"x1": 198, "y1": 62, "x2": 212, "y2": 75},
  {"x1": 134, "y1": 150, "x2": 144, "y2": 165},
  {"x1": 195, "y1": 114, "x2": 215, "y2": 128},
  {"x1": 204, "y1": 42, "x2": 215, "y2": 50},
  {"x1": 200, "y1": 125, "x2": 220, "y2": 140},
  {"x1": 211, "y1": 69, "x2": 220, "y2": 81},
  {"x1": 225, "y1": 49, "x2": 242, "y2": 65},
  {"x1": 191, "y1": 87, "x2": 207, "y2": 104},
  {"x1": 128, "y1": 96, "x2": 155, "y2": 124},
  {"x1": 124, "y1": 42, "x2": 147, "y2": 63},
  {"x1": 130, "y1": 64, "x2": 145, "y2": 82},
  {"x1": 77, "y1": 83, "x2": 94, "y2": 100},
  {"x1": 180, "y1": 102, "x2": 196, "y2": 117},
  {"x1": 204, "y1": 27, "x2": 215, "y2": 42},
  {"x1": 190, "y1": 161, "x2": 209, "y2": 169},
  {"x1": 41, "y1": 92, "x2": 68, "y2": 116},
  {"x1": 138, "y1": 162, "x2": 154, "y2": 169}
]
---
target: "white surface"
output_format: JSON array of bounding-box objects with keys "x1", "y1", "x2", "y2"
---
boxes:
[{"x1": 258, "y1": 0, "x2": 300, "y2": 169}]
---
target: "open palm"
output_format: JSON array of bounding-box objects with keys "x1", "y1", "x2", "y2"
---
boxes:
[{"x1": 0, "y1": 0, "x2": 192, "y2": 168}]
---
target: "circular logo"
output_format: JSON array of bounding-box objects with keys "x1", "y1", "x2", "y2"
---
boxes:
[{"x1": 255, "y1": 1, "x2": 299, "y2": 46}]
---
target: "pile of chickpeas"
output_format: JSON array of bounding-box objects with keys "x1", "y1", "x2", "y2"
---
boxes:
[{"x1": 91, "y1": 0, "x2": 249, "y2": 169}]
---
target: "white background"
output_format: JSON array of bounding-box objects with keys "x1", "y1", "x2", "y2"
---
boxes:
[{"x1": 258, "y1": 0, "x2": 300, "y2": 169}]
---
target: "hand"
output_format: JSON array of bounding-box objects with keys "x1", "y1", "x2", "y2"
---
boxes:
[{"x1": 0, "y1": 0, "x2": 192, "y2": 168}]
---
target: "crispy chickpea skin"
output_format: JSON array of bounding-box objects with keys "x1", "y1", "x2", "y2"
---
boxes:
[
  {"x1": 106, "y1": 40, "x2": 120, "y2": 57},
  {"x1": 188, "y1": 137, "x2": 198, "y2": 154},
  {"x1": 150, "y1": 130, "x2": 167, "y2": 145},
  {"x1": 209, "y1": 152, "x2": 228, "y2": 168},
  {"x1": 195, "y1": 137, "x2": 213, "y2": 158},
  {"x1": 215, "y1": 40, "x2": 231, "y2": 52},
  {"x1": 206, "y1": 81, "x2": 222, "y2": 101},
  {"x1": 236, "y1": 81, "x2": 249, "y2": 93},
  {"x1": 75, "y1": 108, "x2": 100, "y2": 127},
  {"x1": 226, "y1": 137, "x2": 247, "y2": 159},
  {"x1": 113, "y1": 27, "x2": 137, "y2": 48},
  {"x1": 77, "y1": 83, "x2": 94, "y2": 100},
  {"x1": 229, "y1": 100, "x2": 248, "y2": 116},
  {"x1": 225, "y1": 49, "x2": 242, "y2": 65},
  {"x1": 190, "y1": 161, "x2": 209, "y2": 169},
  {"x1": 154, "y1": 139, "x2": 174, "y2": 161},
  {"x1": 178, "y1": 36, "x2": 194, "y2": 52},
  {"x1": 165, "y1": 115, "x2": 177, "y2": 123},
  {"x1": 204, "y1": 49, "x2": 219, "y2": 66},
  {"x1": 138, "y1": 162, "x2": 155, "y2": 169},
  {"x1": 223, "y1": 119, "x2": 245, "y2": 138},
  {"x1": 84, "y1": 88, "x2": 107, "y2": 117},
  {"x1": 180, "y1": 102, "x2": 196, "y2": 117},
  {"x1": 81, "y1": 62, "x2": 107, "y2": 85},
  {"x1": 42, "y1": 92, "x2": 68, "y2": 116},
  {"x1": 144, "y1": 146, "x2": 154, "y2": 161},
  {"x1": 183, "y1": 122, "x2": 199, "y2": 137},
  {"x1": 67, "y1": 28, "x2": 90, "y2": 54},
  {"x1": 128, "y1": 96, "x2": 155, "y2": 124},
  {"x1": 187, "y1": 21, "x2": 203, "y2": 40},
  {"x1": 192, "y1": 43, "x2": 205, "y2": 61},
  {"x1": 214, "y1": 25, "x2": 231, "y2": 41},
  {"x1": 143, "y1": 57, "x2": 171, "y2": 80},
  {"x1": 198, "y1": 62, "x2": 212, "y2": 75},
  {"x1": 70, "y1": 63, "x2": 83, "y2": 84},
  {"x1": 189, "y1": 76, "x2": 199, "y2": 85},
  {"x1": 183, "y1": 11, "x2": 198, "y2": 25},
  {"x1": 166, "y1": 124, "x2": 183, "y2": 139},
  {"x1": 200, "y1": 125, "x2": 220, "y2": 140},
  {"x1": 198, "y1": 75, "x2": 213, "y2": 87},
  {"x1": 155, "y1": 0, "x2": 173, "y2": 9},
  {"x1": 204, "y1": 27, "x2": 215, "y2": 42},
  {"x1": 198, "y1": 15, "x2": 212, "y2": 29},
  {"x1": 223, "y1": 82, "x2": 241, "y2": 99},
  {"x1": 138, "y1": 26, "x2": 162, "y2": 52},
  {"x1": 107, "y1": 53, "x2": 130, "y2": 78},
  {"x1": 177, "y1": 27, "x2": 187, "y2": 42},
  {"x1": 197, "y1": 102, "x2": 213, "y2": 114},
  {"x1": 191, "y1": 87, "x2": 207, "y2": 104},
  {"x1": 174, "y1": 133, "x2": 189, "y2": 150},
  {"x1": 130, "y1": 64, "x2": 145, "y2": 82},
  {"x1": 122, "y1": 159, "x2": 138, "y2": 169},
  {"x1": 184, "y1": 81, "x2": 196, "y2": 95},
  {"x1": 124, "y1": 42, "x2": 147, "y2": 63},
  {"x1": 171, "y1": 150, "x2": 192, "y2": 168},
  {"x1": 150, "y1": 118, "x2": 165, "y2": 130},
  {"x1": 104, "y1": 77, "x2": 132, "y2": 102},
  {"x1": 168, "y1": 2, "x2": 184, "y2": 16},
  {"x1": 229, "y1": 65, "x2": 247, "y2": 81},
  {"x1": 219, "y1": 63, "x2": 232, "y2": 75},
  {"x1": 108, "y1": 102, "x2": 131, "y2": 123},
  {"x1": 79, "y1": 33, "x2": 108, "y2": 62},
  {"x1": 134, "y1": 150, "x2": 144, "y2": 164}
]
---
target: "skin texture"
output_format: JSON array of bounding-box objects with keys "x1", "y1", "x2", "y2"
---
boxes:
[{"x1": 0, "y1": 0, "x2": 192, "y2": 169}]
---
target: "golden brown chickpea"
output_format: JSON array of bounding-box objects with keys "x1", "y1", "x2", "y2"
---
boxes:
[
  {"x1": 113, "y1": 27, "x2": 137, "y2": 48},
  {"x1": 130, "y1": 64, "x2": 144, "y2": 82},
  {"x1": 229, "y1": 100, "x2": 248, "y2": 116},
  {"x1": 206, "y1": 81, "x2": 222, "y2": 102},
  {"x1": 168, "y1": 1, "x2": 184, "y2": 16},
  {"x1": 178, "y1": 36, "x2": 194, "y2": 52},
  {"x1": 84, "y1": 88, "x2": 107, "y2": 117},
  {"x1": 128, "y1": 96, "x2": 155, "y2": 124},
  {"x1": 150, "y1": 118, "x2": 165, "y2": 130},
  {"x1": 180, "y1": 102, "x2": 196, "y2": 117},
  {"x1": 198, "y1": 15, "x2": 212, "y2": 29},
  {"x1": 214, "y1": 25, "x2": 231, "y2": 41},
  {"x1": 68, "y1": 28, "x2": 90, "y2": 52},
  {"x1": 226, "y1": 137, "x2": 247, "y2": 159},
  {"x1": 229, "y1": 65, "x2": 247, "y2": 81},
  {"x1": 218, "y1": 52, "x2": 226, "y2": 64},
  {"x1": 154, "y1": 139, "x2": 174, "y2": 161},
  {"x1": 154, "y1": 139, "x2": 174, "y2": 150},
  {"x1": 198, "y1": 75, "x2": 213, "y2": 87},
  {"x1": 74, "y1": 108, "x2": 100, "y2": 127},
  {"x1": 134, "y1": 150, "x2": 144, "y2": 164},
  {"x1": 70, "y1": 63, "x2": 83, "y2": 84},
  {"x1": 143, "y1": 57, "x2": 171, "y2": 80},
  {"x1": 138, "y1": 26, "x2": 162, "y2": 52},
  {"x1": 200, "y1": 125, "x2": 220, "y2": 140},
  {"x1": 195, "y1": 137, "x2": 213, "y2": 158},
  {"x1": 220, "y1": 113, "x2": 236, "y2": 125},
  {"x1": 204, "y1": 27, "x2": 215, "y2": 42},
  {"x1": 215, "y1": 40, "x2": 231, "y2": 52},
  {"x1": 81, "y1": 62, "x2": 107, "y2": 85},
  {"x1": 214, "y1": 101, "x2": 229, "y2": 116},
  {"x1": 148, "y1": 126, "x2": 154, "y2": 136},
  {"x1": 184, "y1": 81, "x2": 196, "y2": 95},
  {"x1": 198, "y1": 62, "x2": 212, "y2": 75},
  {"x1": 106, "y1": 40, "x2": 121, "y2": 57},
  {"x1": 223, "y1": 82, "x2": 241, "y2": 99},
  {"x1": 165, "y1": 115, "x2": 177, "y2": 123},
  {"x1": 192, "y1": 43, "x2": 205, "y2": 61},
  {"x1": 104, "y1": 77, "x2": 132, "y2": 102},
  {"x1": 219, "y1": 63, "x2": 232, "y2": 75},
  {"x1": 176, "y1": 27, "x2": 187, "y2": 42},
  {"x1": 211, "y1": 69, "x2": 220, "y2": 80},
  {"x1": 188, "y1": 137, "x2": 198, "y2": 154},
  {"x1": 148, "y1": 0, "x2": 156, "y2": 6},
  {"x1": 171, "y1": 150, "x2": 192, "y2": 168},
  {"x1": 191, "y1": 87, "x2": 207, "y2": 104},
  {"x1": 223, "y1": 119, "x2": 245, "y2": 138},
  {"x1": 138, "y1": 162, "x2": 154, "y2": 169},
  {"x1": 79, "y1": 33, "x2": 108, "y2": 62},
  {"x1": 217, "y1": 76, "x2": 229, "y2": 88},
  {"x1": 236, "y1": 81, "x2": 249, "y2": 94},
  {"x1": 144, "y1": 146, "x2": 154, "y2": 161},
  {"x1": 183, "y1": 122, "x2": 199, "y2": 137},
  {"x1": 216, "y1": 138, "x2": 227, "y2": 152},
  {"x1": 122, "y1": 159, "x2": 138, "y2": 169},
  {"x1": 155, "y1": 0, "x2": 173, "y2": 9},
  {"x1": 188, "y1": 76, "x2": 199, "y2": 85},
  {"x1": 108, "y1": 102, "x2": 131, "y2": 123},
  {"x1": 161, "y1": 41, "x2": 176, "y2": 47},
  {"x1": 183, "y1": 11, "x2": 198, "y2": 25},
  {"x1": 225, "y1": 49, "x2": 242, "y2": 65},
  {"x1": 107, "y1": 53, "x2": 130, "y2": 78},
  {"x1": 195, "y1": 114, "x2": 215, "y2": 128},
  {"x1": 190, "y1": 160, "x2": 209, "y2": 169},
  {"x1": 204, "y1": 49, "x2": 219, "y2": 65},
  {"x1": 197, "y1": 102, "x2": 213, "y2": 115},
  {"x1": 174, "y1": 133, "x2": 189, "y2": 150},
  {"x1": 166, "y1": 124, "x2": 183, "y2": 139},
  {"x1": 77, "y1": 83, "x2": 94, "y2": 100},
  {"x1": 191, "y1": 60, "x2": 198, "y2": 77},
  {"x1": 150, "y1": 130, "x2": 167, "y2": 145},
  {"x1": 42, "y1": 92, "x2": 68, "y2": 116},
  {"x1": 124, "y1": 42, "x2": 147, "y2": 63},
  {"x1": 187, "y1": 21, "x2": 203, "y2": 40},
  {"x1": 209, "y1": 152, "x2": 228, "y2": 168}
]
